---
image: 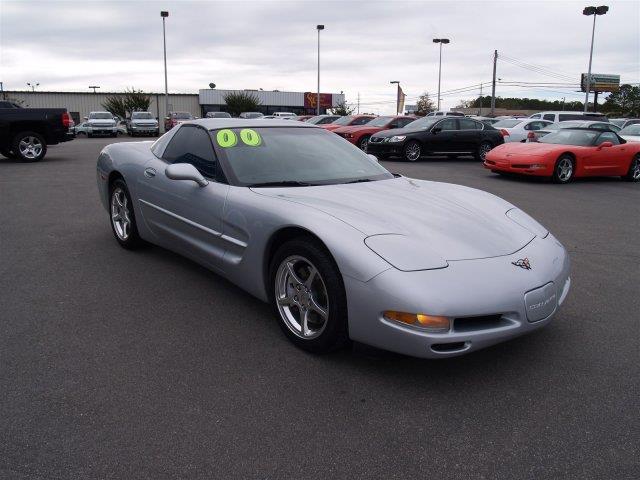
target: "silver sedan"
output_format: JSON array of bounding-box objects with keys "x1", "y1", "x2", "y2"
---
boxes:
[{"x1": 96, "y1": 119, "x2": 570, "y2": 358}]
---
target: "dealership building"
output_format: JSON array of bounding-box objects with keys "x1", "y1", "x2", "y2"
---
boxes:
[{"x1": 2, "y1": 88, "x2": 345, "y2": 125}]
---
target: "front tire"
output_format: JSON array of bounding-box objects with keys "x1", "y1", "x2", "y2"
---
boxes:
[
  {"x1": 403, "y1": 140, "x2": 421, "y2": 162},
  {"x1": 109, "y1": 179, "x2": 143, "y2": 249},
  {"x1": 552, "y1": 155, "x2": 574, "y2": 184},
  {"x1": 269, "y1": 237, "x2": 349, "y2": 354},
  {"x1": 358, "y1": 135, "x2": 371, "y2": 151},
  {"x1": 12, "y1": 131, "x2": 47, "y2": 162},
  {"x1": 475, "y1": 141, "x2": 492, "y2": 161},
  {"x1": 623, "y1": 154, "x2": 640, "y2": 182}
]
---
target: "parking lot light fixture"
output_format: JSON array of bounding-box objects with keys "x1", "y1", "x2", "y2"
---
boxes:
[
  {"x1": 433, "y1": 38, "x2": 450, "y2": 110},
  {"x1": 582, "y1": 5, "x2": 608, "y2": 112},
  {"x1": 316, "y1": 25, "x2": 325, "y2": 116},
  {"x1": 161, "y1": 11, "x2": 169, "y2": 124}
]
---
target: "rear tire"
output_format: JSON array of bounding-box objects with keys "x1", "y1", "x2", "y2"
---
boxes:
[
  {"x1": 109, "y1": 179, "x2": 143, "y2": 249},
  {"x1": 552, "y1": 155, "x2": 574, "y2": 184},
  {"x1": 12, "y1": 131, "x2": 47, "y2": 162},
  {"x1": 623, "y1": 154, "x2": 640, "y2": 182},
  {"x1": 475, "y1": 142, "x2": 492, "y2": 161},
  {"x1": 269, "y1": 237, "x2": 349, "y2": 354},
  {"x1": 403, "y1": 140, "x2": 421, "y2": 162}
]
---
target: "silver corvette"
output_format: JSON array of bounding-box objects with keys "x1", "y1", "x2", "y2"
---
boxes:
[{"x1": 96, "y1": 119, "x2": 571, "y2": 358}]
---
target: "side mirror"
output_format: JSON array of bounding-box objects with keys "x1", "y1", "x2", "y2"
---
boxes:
[
  {"x1": 598, "y1": 141, "x2": 613, "y2": 149},
  {"x1": 432, "y1": 127, "x2": 442, "y2": 134},
  {"x1": 367, "y1": 154, "x2": 379, "y2": 162},
  {"x1": 165, "y1": 163, "x2": 209, "y2": 187}
]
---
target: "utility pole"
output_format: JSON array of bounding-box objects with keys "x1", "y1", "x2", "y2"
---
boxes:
[
  {"x1": 490, "y1": 50, "x2": 497, "y2": 116},
  {"x1": 161, "y1": 11, "x2": 169, "y2": 122},
  {"x1": 357, "y1": 92, "x2": 360, "y2": 114},
  {"x1": 433, "y1": 38, "x2": 450, "y2": 110},
  {"x1": 479, "y1": 83, "x2": 483, "y2": 116},
  {"x1": 316, "y1": 25, "x2": 325, "y2": 116}
]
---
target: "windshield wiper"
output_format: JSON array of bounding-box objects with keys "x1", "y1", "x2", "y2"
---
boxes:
[
  {"x1": 247, "y1": 180, "x2": 317, "y2": 187},
  {"x1": 344, "y1": 178, "x2": 374, "y2": 184}
]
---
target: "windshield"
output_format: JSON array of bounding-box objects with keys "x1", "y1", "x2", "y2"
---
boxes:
[
  {"x1": 173, "y1": 112, "x2": 192, "y2": 119},
  {"x1": 90, "y1": 112, "x2": 113, "y2": 119},
  {"x1": 306, "y1": 115, "x2": 338, "y2": 125},
  {"x1": 367, "y1": 116, "x2": 395, "y2": 127},
  {"x1": 539, "y1": 129, "x2": 598, "y2": 146},
  {"x1": 332, "y1": 116, "x2": 356, "y2": 125},
  {"x1": 403, "y1": 117, "x2": 439, "y2": 130},
  {"x1": 609, "y1": 119, "x2": 625, "y2": 127},
  {"x1": 211, "y1": 127, "x2": 393, "y2": 186},
  {"x1": 132, "y1": 112, "x2": 154, "y2": 119},
  {"x1": 492, "y1": 119, "x2": 523, "y2": 128},
  {"x1": 620, "y1": 125, "x2": 640, "y2": 136}
]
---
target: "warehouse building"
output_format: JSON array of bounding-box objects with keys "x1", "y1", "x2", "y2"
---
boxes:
[{"x1": 2, "y1": 88, "x2": 345, "y2": 125}]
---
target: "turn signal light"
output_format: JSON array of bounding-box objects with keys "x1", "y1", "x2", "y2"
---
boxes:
[{"x1": 383, "y1": 311, "x2": 450, "y2": 332}]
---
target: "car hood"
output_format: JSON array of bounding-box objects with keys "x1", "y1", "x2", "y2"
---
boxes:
[
  {"x1": 255, "y1": 177, "x2": 535, "y2": 262},
  {"x1": 88, "y1": 118, "x2": 115, "y2": 125},
  {"x1": 372, "y1": 126, "x2": 424, "y2": 138},
  {"x1": 131, "y1": 118, "x2": 158, "y2": 125},
  {"x1": 621, "y1": 134, "x2": 640, "y2": 142},
  {"x1": 490, "y1": 142, "x2": 581, "y2": 157},
  {"x1": 334, "y1": 125, "x2": 383, "y2": 134}
]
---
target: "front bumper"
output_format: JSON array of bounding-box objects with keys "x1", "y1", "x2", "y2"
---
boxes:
[
  {"x1": 89, "y1": 127, "x2": 117, "y2": 136},
  {"x1": 367, "y1": 140, "x2": 404, "y2": 156},
  {"x1": 345, "y1": 235, "x2": 570, "y2": 358},
  {"x1": 484, "y1": 158, "x2": 553, "y2": 177}
]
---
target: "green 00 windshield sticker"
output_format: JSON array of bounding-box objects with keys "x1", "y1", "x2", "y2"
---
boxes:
[
  {"x1": 240, "y1": 129, "x2": 262, "y2": 146},
  {"x1": 216, "y1": 129, "x2": 238, "y2": 147}
]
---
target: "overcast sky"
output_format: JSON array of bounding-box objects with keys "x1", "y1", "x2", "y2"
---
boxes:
[{"x1": 1, "y1": 0, "x2": 638, "y2": 113}]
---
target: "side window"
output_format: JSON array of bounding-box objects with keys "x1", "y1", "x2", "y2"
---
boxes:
[
  {"x1": 459, "y1": 119, "x2": 481, "y2": 130},
  {"x1": 162, "y1": 126, "x2": 222, "y2": 180},
  {"x1": 397, "y1": 118, "x2": 415, "y2": 128},
  {"x1": 352, "y1": 116, "x2": 372, "y2": 125},
  {"x1": 596, "y1": 132, "x2": 620, "y2": 145},
  {"x1": 438, "y1": 119, "x2": 458, "y2": 130},
  {"x1": 530, "y1": 114, "x2": 541, "y2": 119},
  {"x1": 543, "y1": 114, "x2": 555, "y2": 121},
  {"x1": 526, "y1": 121, "x2": 546, "y2": 131},
  {"x1": 388, "y1": 120, "x2": 399, "y2": 128}
]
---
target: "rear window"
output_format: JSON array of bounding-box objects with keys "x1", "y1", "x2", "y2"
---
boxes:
[
  {"x1": 492, "y1": 119, "x2": 522, "y2": 128},
  {"x1": 558, "y1": 113, "x2": 607, "y2": 122}
]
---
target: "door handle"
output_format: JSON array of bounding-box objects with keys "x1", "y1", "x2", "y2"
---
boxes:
[{"x1": 144, "y1": 167, "x2": 156, "y2": 178}]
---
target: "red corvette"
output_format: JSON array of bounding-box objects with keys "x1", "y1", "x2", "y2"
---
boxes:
[
  {"x1": 319, "y1": 114, "x2": 375, "y2": 132},
  {"x1": 333, "y1": 115, "x2": 416, "y2": 150},
  {"x1": 485, "y1": 128, "x2": 640, "y2": 183}
]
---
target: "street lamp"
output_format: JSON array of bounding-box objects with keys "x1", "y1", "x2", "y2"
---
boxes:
[
  {"x1": 582, "y1": 5, "x2": 608, "y2": 112},
  {"x1": 161, "y1": 11, "x2": 169, "y2": 123},
  {"x1": 433, "y1": 38, "x2": 450, "y2": 110},
  {"x1": 27, "y1": 82, "x2": 39, "y2": 92},
  {"x1": 316, "y1": 24, "x2": 325, "y2": 115},
  {"x1": 390, "y1": 81, "x2": 400, "y2": 115},
  {"x1": 89, "y1": 85, "x2": 100, "y2": 93}
]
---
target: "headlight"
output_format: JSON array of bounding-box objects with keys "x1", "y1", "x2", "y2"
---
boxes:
[
  {"x1": 389, "y1": 135, "x2": 406, "y2": 142},
  {"x1": 506, "y1": 208, "x2": 548, "y2": 238}
]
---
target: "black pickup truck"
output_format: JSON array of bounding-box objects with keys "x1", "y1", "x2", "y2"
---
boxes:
[{"x1": 0, "y1": 101, "x2": 74, "y2": 162}]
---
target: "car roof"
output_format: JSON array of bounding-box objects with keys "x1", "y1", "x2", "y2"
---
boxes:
[{"x1": 189, "y1": 118, "x2": 318, "y2": 129}]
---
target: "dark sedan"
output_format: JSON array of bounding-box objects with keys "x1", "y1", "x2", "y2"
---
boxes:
[{"x1": 367, "y1": 116, "x2": 504, "y2": 161}]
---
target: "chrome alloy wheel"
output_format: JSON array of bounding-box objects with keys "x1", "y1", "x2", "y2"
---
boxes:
[
  {"x1": 275, "y1": 255, "x2": 329, "y2": 339},
  {"x1": 111, "y1": 187, "x2": 131, "y2": 240},
  {"x1": 632, "y1": 157, "x2": 640, "y2": 180},
  {"x1": 359, "y1": 136, "x2": 369, "y2": 151},
  {"x1": 405, "y1": 142, "x2": 421, "y2": 161},
  {"x1": 18, "y1": 136, "x2": 43, "y2": 159},
  {"x1": 478, "y1": 143, "x2": 492, "y2": 161},
  {"x1": 557, "y1": 157, "x2": 573, "y2": 182}
]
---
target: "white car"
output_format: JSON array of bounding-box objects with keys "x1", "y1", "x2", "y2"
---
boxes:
[
  {"x1": 73, "y1": 122, "x2": 90, "y2": 136},
  {"x1": 272, "y1": 112, "x2": 296, "y2": 118},
  {"x1": 492, "y1": 118, "x2": 553, "y2": 142},
  {"x1": 426, "y1": 111, "x2": 465, "y2": 117},
  {"x1": 128, "y1": 111, "x2": 160, "y2": 136},
  {"x1": 529, "y1": 111, "x2": 608, "y2": 123},
  {"x1": 85, "y1": 111, "x2": 117, "y2": 138},
  {"x1": 619, "y1": 124, "x2": 640, "y2": 142}
]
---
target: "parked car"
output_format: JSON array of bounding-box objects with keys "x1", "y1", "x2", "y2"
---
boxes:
[
  {"x1": 528, "y1": 111, "x2": 608, "y2": 123},
  {"x1": 239, "y1": 112, "x2": 264, "y2": 119},
  {"x1": 468, "y1": 116, "x2": 500, "y2": 126},
  {"x1": 127, "y1": 111, "x2": 160, "y2": 136},
  {"x1": 294, "y1": 115, "x2": 313, "y2": 122},
  {"x1": 619, "y1": 124, "x2": 640, "y2": 142},
  {"x1": 0, "y1": 102, "x2": 74, "y2": 161},
  {"x1": 206, "y1": 112, "x2": 232, "y2": 118},
  {"x1": 532, "y1": 120, "x2": 621, "y2": 141},
  {"x1": 319, "y1": 115, "x2": 375, "y2": 132},
  {"x1": 116, "y1": 120, "x2": 128, "y2": 135},
  {"x1": 164, "y1": 111, "x2": 194, "y2": 131},
  {"x1": 485, "y1": 128, "x2": 640, "y2": 183},
  {"x1": 306, "y1": 115, "x2": 341, "y2": 125},
  {"x1": 262, "y1": 115, "x2": 277, "y2": 119},
  {"x1": 272, "y1": 112, "x2": 296, "y2": 118},
  {"x1": 333, "y1": 115, "x2": 416, "y2": 150},
  {"x1": 85, "y1": 111, "x2": 118, "y2": 138},
  {"x1": 368, "y1": 116, "x2": 503, "y2": 162},
  {"x1": 72, "y1": 122, "x2": 90, "y2": 136},
  {"x1": 609, "y1": 118, "x2": 640, "y2": 129},
  {"x1": 425, "y1": 111, "x2": 465, "y2": 117},
  {"x1": 96, "y1": 118, "x2": 570, "y2": 358},
  {"x1": 492, "y1": 118, "x2": 553, "y2": 142}
]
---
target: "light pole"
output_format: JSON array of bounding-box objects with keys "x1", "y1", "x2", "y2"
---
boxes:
[
  {"x1": 161, "y1": 11, "x2": 169, "y2": 122},
  {"x1": 582, "y1": 5, "x2": 608, "y2": 112},
  {"x1": 390, "y1": 81, "x2": 400, "y2": 115},
  {"x1": 89, "y1": 85, "x2": 100, "y2": 93},
  {"x1": 27, "y1": 82, "x2": 39, "y2": 92},
  {"x1": 433, "y1": 38, "x2": 449, "y2": 110},
  {"x1": 316, "y1": 24, "x2": 324, "y2": 115}
]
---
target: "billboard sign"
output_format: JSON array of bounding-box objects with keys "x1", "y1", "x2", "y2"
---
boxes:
[
  {"x1": 581, "y1": 73, "x2": 620, "y2": 92},
  {"x1": 304, "y1": 92, "x2": 333, "y2": 109}
]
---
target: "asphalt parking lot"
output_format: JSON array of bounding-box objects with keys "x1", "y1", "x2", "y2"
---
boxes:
[{"x1": 1, "y1": 137, "x2": 638, "y2": 480}]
